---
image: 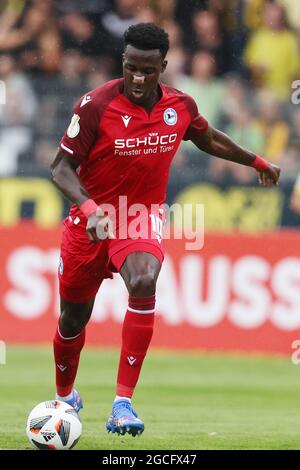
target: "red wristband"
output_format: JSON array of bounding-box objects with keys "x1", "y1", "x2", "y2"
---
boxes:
[
  {"x1": 80, "y1": 199, "x2": 98, "y2": 218},
  {"x1": 250, "y1": 155, "x2": 269, "y2": 172}
]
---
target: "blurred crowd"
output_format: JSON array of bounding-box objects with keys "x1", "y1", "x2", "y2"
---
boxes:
[{"x1": 0, "y1": 0, "x2": 300, "y2": 188}]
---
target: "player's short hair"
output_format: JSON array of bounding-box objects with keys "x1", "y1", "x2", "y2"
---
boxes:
[{"x1": 124, "y1": 23, "x2": 169, "y2": 59}]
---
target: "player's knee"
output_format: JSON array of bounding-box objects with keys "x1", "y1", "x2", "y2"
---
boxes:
[
  {"x1": 60, "y1": 310, "x2": 89, "y2": 336},
  {"x1": 128, "y1": 272, "x2": 157, "y2": 296}
]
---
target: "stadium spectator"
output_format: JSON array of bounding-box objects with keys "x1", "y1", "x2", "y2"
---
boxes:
[
  {"x1": 244, "y1": 1, "x2": 300, "y2": 100},
  {"x1": 244, "y1": 0, "x2": 268, "y2": 31},
  {"x1": 290, "y1": 172, "x2": 300, "y2": 214},
  {"x1": 159, "y1": 19, "x2": 185, "y2": 84},
  {"x1": 160, "y1": 18, "x2": 183, "y2": 50},
  {"x1": 173, "y1": 50, "x2": 227, "y2": 180},
  {"x1": 220, "y1": 75, "x2": 250, "y2": 127},
  {"x1": 255, "y1": 90, "x2": 289, "y2": 165},
  {"x1": 225, "y1": 106, "x2": 265, "y2": 158},
  {"x1": 151, "y1": 0, "x2": 177, "y2": 22},
  {"x1": 279, "y1": 107, "x2": 300, "y2": 181},
  {"x1": 0, "y1": 0, "x2": 60, "y2": 73},
  {"x1": 189, "y1": 9, "x2": 231, "y2": 75},
  {"x1": 0, "y1": 54, "x2": 37, "y2": 175},
  {"x1": 100, "y1": 0, "x2": 150, "y2": 73},
  {"x1": 58, "y1": 11, "x2": 108, "y2": 59},
  {"x1": 34, "y1": 49, "x2": 87, "y2": 149},
  {"x1": 176, "y1": 51, "x2": 226, "y2": 127},
  {"x1": 213, "y1": 0, "x2": 248, "y2": 74},
  {"x1": 162, "y1": 47, "x2": 186, "y2": 87},
  {"x1": 85, "y1": 64, "x2": 111, "y2": 92},
  {"x1": 209, "y1": 105, "x2": 265, "y2": 184},
  {"x1": 135, "y1": 5, "x2": 158, "y2": 25},
  {"x1": 277, "y1": 0, "x2": 300, "y2": 32}
]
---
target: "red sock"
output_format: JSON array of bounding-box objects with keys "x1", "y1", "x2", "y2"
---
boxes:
[
  {"x1": 53, "y1": 325, "x2": 85, "y2": 396},
  {"x1": 116, "y1": 295, "x2": 155, "y2": 398}
]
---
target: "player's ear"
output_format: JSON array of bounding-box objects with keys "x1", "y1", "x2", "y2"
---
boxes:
[{"x1": 161, "y1": 60, "x2": 167, "y2": 73}]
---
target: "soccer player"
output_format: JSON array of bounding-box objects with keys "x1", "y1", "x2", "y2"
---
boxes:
[{"x1": 50, "y1": 23, "x2": 280, "y2": 436}]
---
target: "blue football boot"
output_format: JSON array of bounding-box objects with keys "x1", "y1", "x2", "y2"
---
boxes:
[
  {"x1": 64, "y1": 389, "x2": 83, "y2": 413},
  {"x1": 106, "y1": 399, "x2": 144, "y2": 436}
]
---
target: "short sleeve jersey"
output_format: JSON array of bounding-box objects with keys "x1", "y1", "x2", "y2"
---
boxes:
[{"x1": 60, "y1": 78, "x2": 208, "y2": 219}]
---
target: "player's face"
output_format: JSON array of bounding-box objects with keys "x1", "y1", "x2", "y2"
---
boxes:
[{"x1": 123, "y1": 45, "x2": 167, "y2": 107}]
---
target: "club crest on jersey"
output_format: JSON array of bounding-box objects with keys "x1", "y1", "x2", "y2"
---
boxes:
[
  {"x1": 67, "y1": 114, "x2": 80, "y2": 138},
  {"x1": 164, "y1": 108, "x2": 177, "y2": 126}
]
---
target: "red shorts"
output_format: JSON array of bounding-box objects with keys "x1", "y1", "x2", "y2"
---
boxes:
[{"x1": 58, "y1": 213, "x2": 164, "y2": 303}]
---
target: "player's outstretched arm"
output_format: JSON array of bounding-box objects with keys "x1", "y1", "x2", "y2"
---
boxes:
[
  {"x1": 50, "y1": 149, "x2": 112, "y2": 242},
  {"x1": 191, "y1": 125, "x2": 280, "y2": 186}
]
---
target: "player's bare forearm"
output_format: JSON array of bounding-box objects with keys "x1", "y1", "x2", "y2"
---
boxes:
[
  {"x1": 51, "y1": 150, "x2": 114, "y2": 243},
  {"x1": 191, "y1": 125, "x2": 256, "y2": 166},
  {"x1": 191, "y1": 125, "x2": 280, "y2": 186},
  {"x1": 50, "y1": 149, "x2": 90, "y2": 207}
]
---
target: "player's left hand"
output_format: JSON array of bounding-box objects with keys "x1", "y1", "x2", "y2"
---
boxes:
[{"x1": 258, "y1": 163, "x2": 280, "y2": 186}]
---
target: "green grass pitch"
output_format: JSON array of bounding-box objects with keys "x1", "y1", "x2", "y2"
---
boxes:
[{"x1": 1, "y1": 346, "x2": 300, "y2": 450}]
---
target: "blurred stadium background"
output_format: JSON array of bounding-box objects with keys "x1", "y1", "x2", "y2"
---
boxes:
[{"x1": 1, "y1": 0, "x2": 300, "y2": 450}]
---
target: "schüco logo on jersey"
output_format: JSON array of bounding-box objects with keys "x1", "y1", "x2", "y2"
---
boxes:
[
  {"x1": 115, "y1": 133, "x2": 178, "y2": 149},
  {"x1": 114, "y1": 132, "x2": 178, "y2": 157}
]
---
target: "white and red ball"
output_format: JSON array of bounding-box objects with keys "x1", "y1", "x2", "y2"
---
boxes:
[{"x1": 26, "y1": 400, "x2": 82, "y2": 450}]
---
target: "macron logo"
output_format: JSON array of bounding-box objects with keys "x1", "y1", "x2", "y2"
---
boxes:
[
  {"x1": 57, "y1": 364, "x2": 67, "y2": 372},
  {"x1": 121, "y1": 115, "x2": 132, "y2": 128},
  {"x1": 80, "y1": 95, "x2": 92, "y2": 107},
  {"x1": 127, "y1": 356, "x2": 136, "y2": 366}
]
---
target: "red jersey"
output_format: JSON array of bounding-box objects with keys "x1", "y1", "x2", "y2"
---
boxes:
[{"x1": 60, "y1": 78, "x2": 208, "y2": 223}]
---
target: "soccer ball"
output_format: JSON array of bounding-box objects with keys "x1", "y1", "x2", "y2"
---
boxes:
[{"x1": 26, "y1": 400, "x2": 82, "y2": 450}]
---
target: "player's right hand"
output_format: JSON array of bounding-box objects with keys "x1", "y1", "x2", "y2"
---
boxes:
[{"x1": 86, "y1": 209, "x2": 115, "y2": 242}]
